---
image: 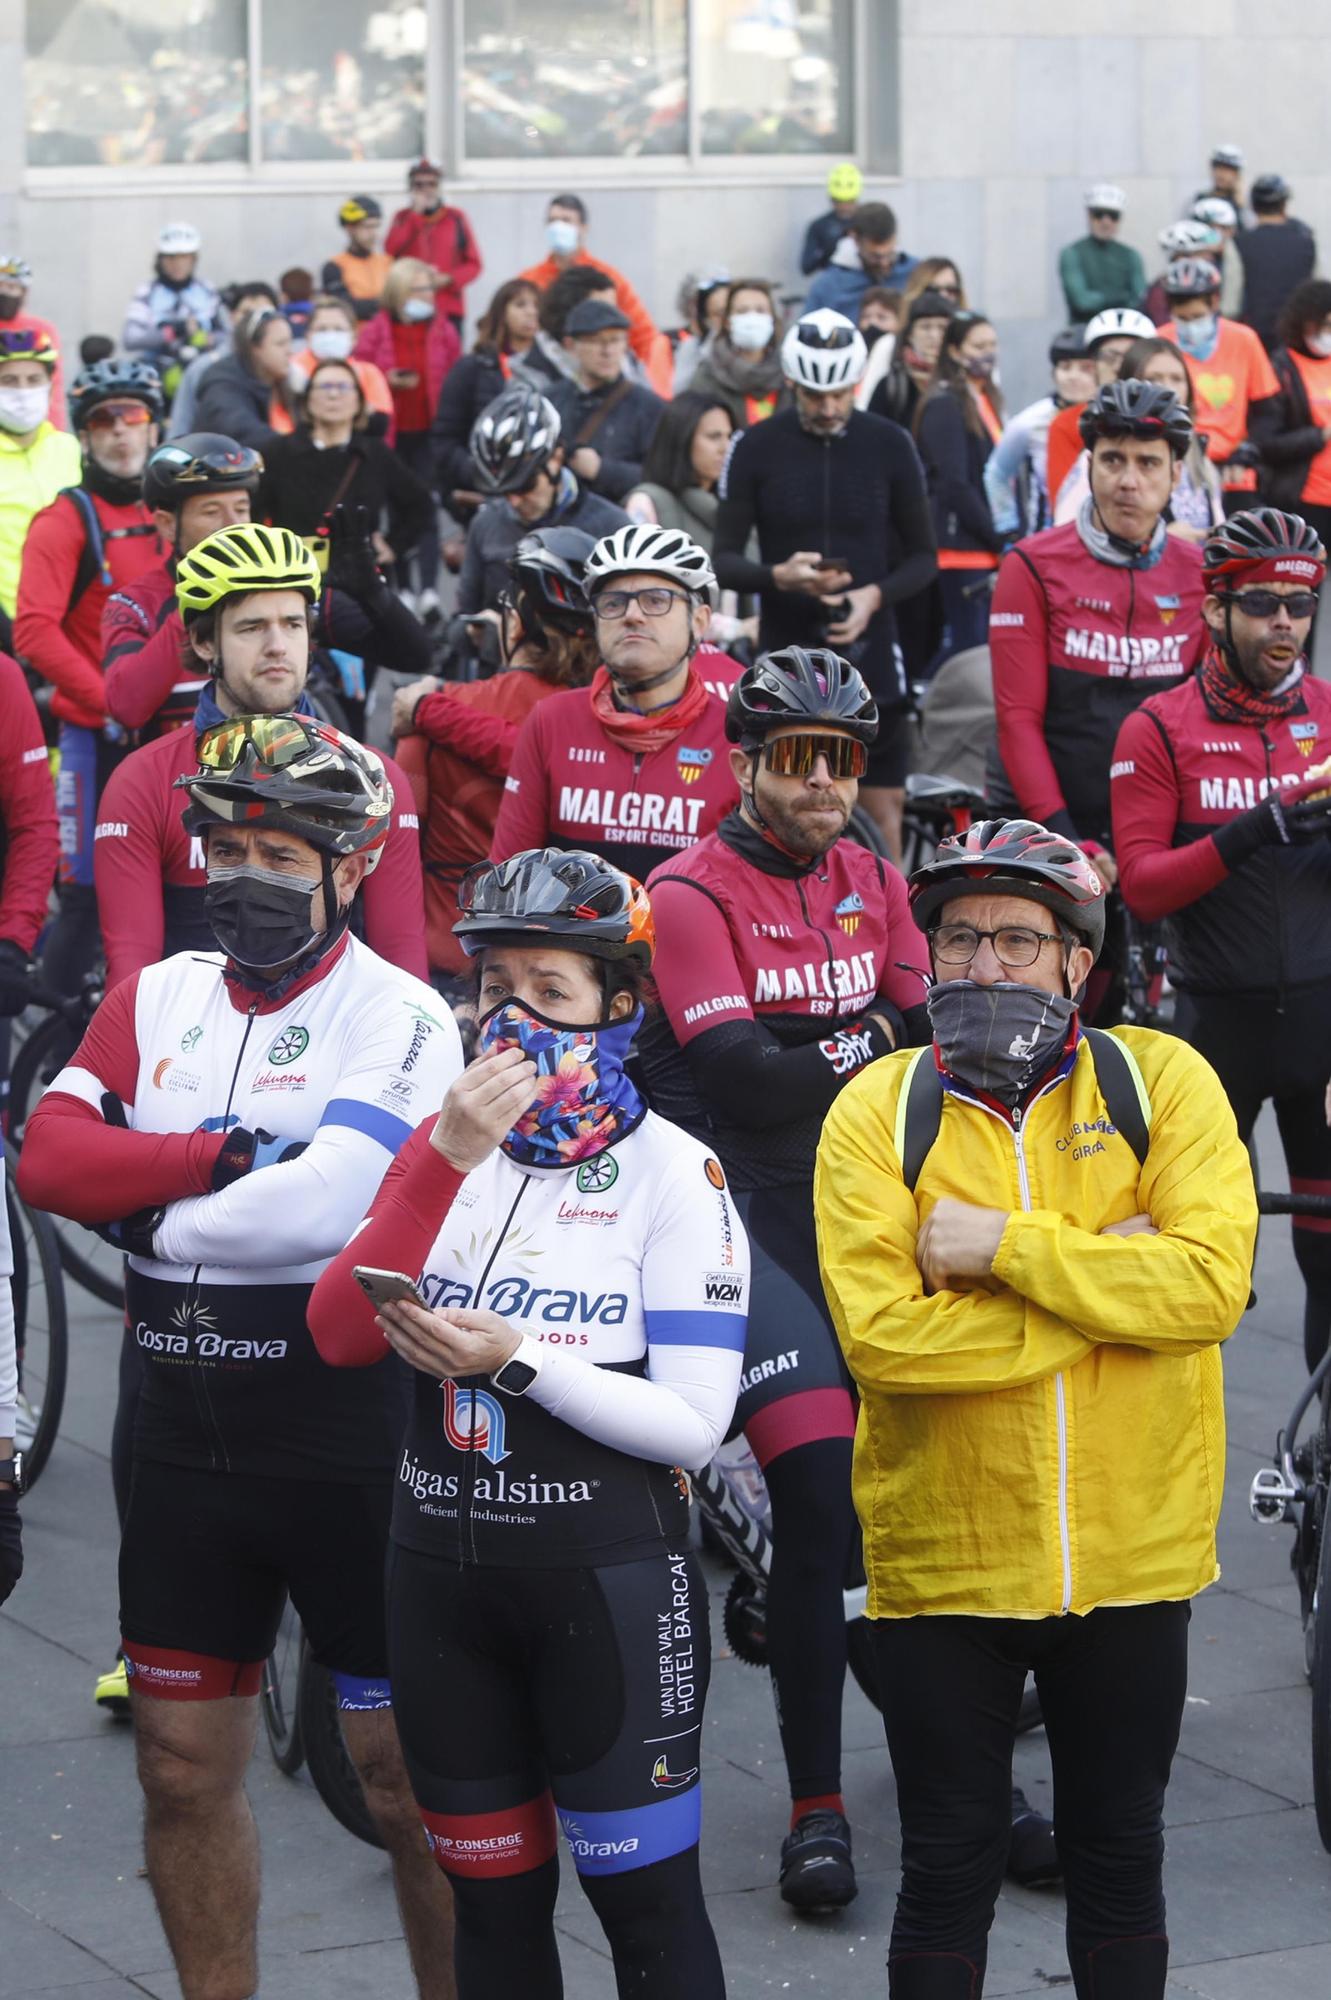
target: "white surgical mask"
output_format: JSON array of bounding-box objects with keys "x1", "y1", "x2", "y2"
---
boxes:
[
  {"x1": 1309, "y1": 331, "x2": 1331, "y2": 359},
  {"x1": 0, "y1": 383, "x2": 50, "y2": 434},
  {"x1": 729, "y1": 309, "x2": 774, "y2": 352},
  {"x1": 1172, "y1": 312, "x2": 1217, "y2": 356},
  {"x1": 546, "y1": 219, "x2": 580, "y2": 256},
  {"x1": 402, "y1": 297, "x2": 435, "y2": 323},
  {"x1": 308, "y1": 328, "x2": 354, "y2": 362}
]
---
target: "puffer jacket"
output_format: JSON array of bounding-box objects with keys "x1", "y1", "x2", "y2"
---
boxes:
[{"x1": 814, "y1": 1025, "x2": 1255, "y2": 1620}]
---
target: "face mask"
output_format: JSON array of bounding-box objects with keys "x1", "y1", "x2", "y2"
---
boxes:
[
  {"x1": 0, "y1": 384, "x2": 50, "y2": 433},
  {"x1": 309, "y1": 328, "x2": 354, "y2": 361},
  {"x1": 205, "y1": 862, "x2": 324, "y2": 973},
  {"x1": 401, "y1": 297, "x2": 435, "y2": 323},
  {"x1": 546, "y1": 219, "x2": 580, "y2": 256},
  {"x1": 0, "y1": 294, "x2": 20, "y2": 323},
  {"x1": 1309, "y1": 331, "x2": 1331, "y2": 358},
  {"x1": 1172, "y1": 312, "x2": 1216, "y2": 356},
  {"x1": 729, "y1": 309, "x2": 774, "y2": 351},
  {"x1": 477, "y1": 998, "x2": 645, "y2": 1168},
  {"x1": 963, "y1": 351, "x2": 998, "y2": 381},
  {"x1": 925, "y1": 980, "x2": 1077, "y2": 1109}
]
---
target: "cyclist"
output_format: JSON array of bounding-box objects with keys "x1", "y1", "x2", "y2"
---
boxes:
[
  {"x1": 988, "y1": 378, "x2": 1207, "y2": 1013},
  {"x1": 1154, "y1": 256, "x2": 1280, "y2": 504},
  {"x1": 983, "y1": 327, "x2": 1097, "y2": 539},
  {"x1": 1141, "y1": 219, "x2": 1223, "y2": 328},
  {"x1": 309, "y1": 847, "x2": 747, "y2": 2000},
  {"x1": 102, "y1": 432, "x2": 262, "y2": 742},
  {"x1": 491, "y1": 523, "x2": 736, "y2": 884},
  {"x1": 19, "y1": 713, "x2": 462, "y2": 2000},
  {"x1": 322, "y1": 195, "x2": 393, "y2": 323},
  {"x1": 815, "y1": 818, "x2": 1256, "y2": 1999},
  {"x1": 0, "y1": 328, "x2": 79, "y2": 649},
  {"x1": 14, "y1": 358, "x2": 166, "y2": 994},
  {"x1": 0, "y1": 649, "x2": 59, "y2": 1025},
  {"x1": 713, "y1": 308, "x2": 937, "y2": 858},
  {"x1": 0, "y1": 1155, "x2": 18, "y2": 1602},
  {"x1": 94, "y1": 521, "x2": 428, "y2": 995},
  {"x1": 0, "y1": 253, "x2": 68, "y2": 427},
  {"x1": 1111, "y1": 507, "x2": 1331, "y2": 1372},
  {"x1": 384, "y1": 159, "x2": 483, "y2": 336},
  {"x1": 1044, "y1": 305, "x2": 1156, "y2": 522},
  {"x1": 640, "y1": 647, "x2": 928, "y2": 1910},
  {"x1": 122, "y1": 222, "x2": 225, "y2": 394}
]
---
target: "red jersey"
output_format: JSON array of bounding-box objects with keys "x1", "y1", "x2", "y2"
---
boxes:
[
  {"x1": 14, "y1": 489, "x2": 165, "y2": 729},
  {"x1": 102, "y1": 561, "x2": 205, "y2": 740},
  {"x1": 989, "y1": 520, "x2": 1206, "y2": 846},
  {"x1": 93, "y1": 720, "x2": 427, "y2": 989},
  {"x1": 0, "y1": 652, "x2": 59, "y2": 953}
]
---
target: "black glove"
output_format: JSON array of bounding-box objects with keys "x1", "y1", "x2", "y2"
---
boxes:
[
  {"x1": 0, "y1": 1489, "x2": 22, "y2": 1606},
  {"x1": 211, "y1": 1127, "x2": 309, "y2": 1190},
  {"x1": 91, "y1": 1206, "x2": 165, "y2": 1259},
  {"x1": 323, "y1": 501, "x2": 386, "y2": 604},
  {"x1": 0, "y1": 938, "x2": 34, "y2": 1019},
  {"x1": 1214, "y1": 787, "x2": 1331, "y2": 869}
]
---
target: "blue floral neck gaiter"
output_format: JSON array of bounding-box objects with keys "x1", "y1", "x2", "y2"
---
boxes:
[{"x1": 477, "y1": 999, "x2": 646, "y2": 1168}]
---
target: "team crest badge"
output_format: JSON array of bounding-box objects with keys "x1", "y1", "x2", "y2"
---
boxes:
[
  {"x1": 676, "y1": 745, "x2": 713, "y2": 785},
  {"x1": 1155, "y1": 594, "x2": 1181, "y2": 626},
  {"x1": 1292, "y1": 720, "x2": 1319, "y2": 757},
  {"x1": 834, "y1": 891, "x2": 865, "y2": 936}
]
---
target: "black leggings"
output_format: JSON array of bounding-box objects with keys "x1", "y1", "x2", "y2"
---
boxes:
[
  {"x1": 1176, "y1": 984, "x2": 1331, "y2": 1370},
  {"x1": 763, "y1": 1439, "x2": 859, "y2": 1800},
  {"x1": 873, "y1": 1602, "x2": 1190, "y2": 1998}
]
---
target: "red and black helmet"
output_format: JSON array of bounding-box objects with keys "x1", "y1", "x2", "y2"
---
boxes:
[
  {"x1": 1078, "y1": 378, "x2": 1193, "y2": 460},
  {"x1": 909, "y1": 818, "x2": 1107, "y2": 956},
  {"x1": 1202, "y1": 507, "x2": 1326, "y2": 593},
  {"x1": 174, "y1": 713, "x2": 393, "y2": 873},
  {"x1": 725, "y1": 646, "x2": 879, "y2": 746},
  {"x1": 454, "y1": 848, "x2": 655, "y2": 967}
]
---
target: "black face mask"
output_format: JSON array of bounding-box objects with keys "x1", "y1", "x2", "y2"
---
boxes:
[
  {"x1": 205, "y1": 862, "x2": 324, "y2": 974},
  {"x1": 0, "y1": 295, "x2": 21, "y2": 323}
]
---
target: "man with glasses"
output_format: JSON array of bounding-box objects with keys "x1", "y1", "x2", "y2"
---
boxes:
[
  {"x1": 491, "y1": 523, "x2": 736, "y2": 883},
  {"x1": 1112, "y1": 507, "x2": 1331, "y2": 1373},
  {"x1": 547, "y1": 297, "x2": 664, "y2": 503},
  {"x1": 1058, "y1": 185, "x2": 1147, "y2": 327},
  {"x1": 14, "y1": 359, "x2": 167, "y2": 993},
  {"x1": 815, "y1": 816, "x2": 1255, "y2": 1999}
]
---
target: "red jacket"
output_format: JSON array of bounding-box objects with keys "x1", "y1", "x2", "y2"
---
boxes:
[
  {"x1": 93, "y1": 720, "x2": 428, "y2": 990},
  {"x1": 15, "y1": 488, "x2": 165, "y2": 729},
  {"x1": 383, "y1": 204, "x2": 483, "y2": 318},
  {"x1": 101, "y1": 561, "x2": 204, "y2": 739},
  {"x1": 354, "y1": 310, "x2": 461, "y2": 429},
  {"x1": 0, "y1": 652, "x2": 59, "y2": 952}
]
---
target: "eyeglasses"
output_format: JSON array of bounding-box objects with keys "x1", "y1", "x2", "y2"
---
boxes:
[
  {"x1": 196, "y1": 713, "x2": 324, "y2": 773},
  {"x1": 85, "y1": 401, "x2": 154, "y2": 430},
  {"x1": 762, "y1": 732, "x2": 868, "y2": 780},
  {"x1": 309, "y1": 379, "x2": 355, "y2": 395},
  {"x1": 1227, "y1": 588, "x2": 1319, "y2": 620},
  {"x1": 930, "y1": 924, "x2": 1065, "y2": 967},
  {"x1": 594, "y1": 586, "x2": 691, "y2": 620}
]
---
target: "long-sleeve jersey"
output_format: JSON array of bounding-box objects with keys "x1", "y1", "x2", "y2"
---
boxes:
[
  {"x1": 988, "y1": 520, "x2": 1206, "y2": 846},
  {"x1": 308, "y1": 1109, "x2": 748, "y2": 1566},
  {"x1": 15, "y1": 489, "x2": 166, "y2": 728},
  {"x1": 1110, "y1": 664, "x2": 1331, "y2": 995},
  {"x1": 0, "y1": 653, "x2": 59, "y2": 953},
  {"x1": 18, "y1": 935, "x2": 462, "y2": 1480}
]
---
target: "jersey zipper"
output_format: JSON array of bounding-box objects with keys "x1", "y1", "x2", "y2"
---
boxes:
[
  {"x1": 796, "y1": 874, "x2": 838, "y2": 1010},
  {"x1": 186, "y1": 995, "x2": 261, "y2": 1473},
  {"x1": 1011, "y1": 1100, "x2": 1073, "y2": 1614},
  {"x1": 1260, "y1": 730, "x2": 1289, "y2": 1011},
  {"x1": 458, "y1": 1173, "x2": 531, "y2": 1565}
]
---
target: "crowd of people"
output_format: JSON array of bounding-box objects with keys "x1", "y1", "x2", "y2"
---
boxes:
[{"x1": 0, "y1": 141, "x2": 1327, "y2": 1999}]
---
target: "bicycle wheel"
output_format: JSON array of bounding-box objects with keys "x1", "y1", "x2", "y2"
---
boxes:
[
  {"x1": 5, "y1": 1139, "x2": 68, "y2": 1490},
  {"x1": 261, "y1": 1603, "x2": 306, "y2": 1775},
  {"x1": 846, "y1": 803, "x2": 890, "y2": 858},
  {"x1": 9, "y1": 1013, "x2": 125, "y2": 1312},
  {"x1": 1311, "y1": 1477, "x2": 1331, "y2": 1853},
  {"x1": 298, "y1": 1656, "x2": 385, "y2": 1850}
]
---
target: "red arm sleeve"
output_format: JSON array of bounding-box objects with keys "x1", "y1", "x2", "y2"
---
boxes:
[
  {"x1": 1110, "y1": 708, "x2": 1228, "y2": 921},
  {"x1": 414, "y1": 690, "x2": 520, "y2": 776},
  {"x1": 877, "y1": 864, "x2": 932, "y2": 1013},
  {"x1": 392, "y1": 732, "x2": 430, "y2": 817},
  {"x1": 0, "y1": 657, "x2": 58, "y2": 952},
  {"x1": 93, "y1": 749, "x2": 169, "y2": 991},
  {"x1": 102, "y1": 593, "x2": 188, "y2": 731},
  {"x1": 308, "y1": 1119, "x2": 465, "y2": 1366},
  {"x1": 360, "y1": 752, "x2": 428, "y2": 980},
  {"x1": 990, "y1": 548, "x2": 1076, "y2": 838},
  {"x1": 13, "y1": 502, "x2": 108, "y2": 727},
  {"x1": 449, "y1": 211, "x2": 483, "y2": 293},
  {"x1": 489, "y1": 704, "x2": 553, "y2": 859},
  {"x1": 17, "y1": 974, "x2": 225, "y2": 1221},
  {"x1": 383, "y1": 213, "x2": 417, "y2": 260}
]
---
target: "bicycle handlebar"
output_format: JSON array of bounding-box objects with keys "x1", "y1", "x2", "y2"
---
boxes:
[{"x1": 1257, "y1": 1192, "x2": 1331, "y2": 1218}]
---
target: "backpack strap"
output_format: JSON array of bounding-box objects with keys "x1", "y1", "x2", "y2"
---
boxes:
[
  {"x1": 894, "y1": 1046, "x2": 944, "y2": 1194},
  {"x1": 1083, "y1": 1027, "x2": 1151, "y2": 1168},
  {"x1": 58, "y1": 485, "x2": 112, "y2": 608}
]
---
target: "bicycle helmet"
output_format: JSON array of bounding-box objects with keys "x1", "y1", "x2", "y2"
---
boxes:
[
  {"x1": 143, "y1": 434, "x2": 263, "y2": 513},
  {"x1": 177, "y1": 714, "x2": 392, "y2": 873},
  {"x1": 1163, "y1": 257, "x2": 1222, "y2": 301},
  {"x1": 1078, "y1": 378, "x2": 1193, "y2": 460},
  {"x1": 909, "y1": 819, "x2": 1107, "y2": 956},
  {"x1": 1201, "y1": 508, "x2": 1326, "y2": 592},
  {"x1": 70, "y1": 358, "x2": 164, "y2": 428},
  {"x1": 726, "y1": 647, "x2": 879, "y2": 747},
  {"x1": 507, "y1": 526, "x2": 594, "y2": 635},
  {"x1": 0, "y1": 327, "x2": 58, "y2": 371},
  {"x1": 0, "y1": 255, "x2": 32, "y2": 286},
  {"x1": 1048, "y1": 326, "x2": 1089, "y2": 365},
  {"x1": 1251, "y1": 173, "x2": 1292, "y2": 213},
  {"x1": 1083, "y1": 308, "x2": 1156, "y2": 352},
  {"x1": 1211, "y1": 143, "x2": 1244, "y2": 170},
  {"x1": 470, "y1": 383, "x2": 562, "y2": 495},
  {"x1": 826, "y1": 163, "x2": 863, "y2": 203},
  {"x1": 780, "y1": 309, "x2": 867, "y2": 390},
  {"x1": 1085, "y1": 182, "x2": 1125, "y2": 212},
  {"x1": 157, "y1": 222, "x2": 202, "y2": 257},
  {"x1": 1191, "y1": 196, "x2": 1238, "y2": 231},
  {"x1": 1159, "y1": 219, "x2": 1220, "y2": 256},
  {"x1": 175, "y1": 523, "x2": 321, "y2": 623},
  {"x1": 584, "y1": 523, "x2": 716, "y2": 600},
  {"x1": 454, "y1": 848, "x2": 655, "y2": 967},
  {"x1": 338, "y1": 195, "x2": 381, "y2": 226}
]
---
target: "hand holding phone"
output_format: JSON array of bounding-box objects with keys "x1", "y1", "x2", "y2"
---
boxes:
[{"x1": 353, "y1": 1266, "x2": 427, "y2": 1312}]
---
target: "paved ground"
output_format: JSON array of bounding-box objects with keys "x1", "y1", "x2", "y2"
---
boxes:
[{"x1": 4, "y1": 1105, "x2": 1330, "y2": 1998}]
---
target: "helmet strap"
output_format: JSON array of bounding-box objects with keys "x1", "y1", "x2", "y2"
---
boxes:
[
  {"x1": 1089, "y1": 492, "x2": 1152, "y2": 561},
  {"x1": 605, "y1": 644, "x2": 693, "y2": 699}
]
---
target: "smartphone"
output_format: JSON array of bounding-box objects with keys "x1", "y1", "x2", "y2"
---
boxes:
[
  {"x1": 815, "y1": 556, "x2": 849, "y2": 572},
  {"x1": 353, "y1": 1266, "x2": 427, "y2": 1311}
]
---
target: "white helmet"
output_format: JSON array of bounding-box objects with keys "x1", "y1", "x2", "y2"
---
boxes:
[
  {"x1": 781, "y1": 309, "x2": 867, "y2": 391},
  {"x1": 1210, "y1": 142, "x2": 1244, "y2": 170},
  {"x1": 1085, "y1": 182, "x2": 1125, "y2": 213},
  {"x1": 157, "y1": 222, "x2": 202, "y2": 256},
  {"x1": 584, "y1": 524, "x2": 717, "y2": 599},
  {"x1": 1191, "y1": 195, "x2": 1238, "y2": 231},
  {"x1": 1159, "y1": 219, "x2": 1220, "y2": 256},
  {"x1": 1084, "y1": 307, "x2": 1155, "y2": 351}
]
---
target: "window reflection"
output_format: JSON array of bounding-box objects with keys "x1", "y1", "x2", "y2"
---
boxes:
[
  {"x1": 463, "y1": 0, "x2": 686, "y2": 159},
  {"x1": 261, "y1": 0, "x2": 426, "y2": 162},
  {"x1": 698, "y1": 0, "x2": 852, "y2": 156}
]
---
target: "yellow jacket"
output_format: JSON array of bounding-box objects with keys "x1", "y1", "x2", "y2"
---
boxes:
[
  {"x1": 0, "y1": 423, "x2": 82, "y2": 617},
  {"x1": 814, "y1": 1027, "x2": 1256, "y2": 1620}
]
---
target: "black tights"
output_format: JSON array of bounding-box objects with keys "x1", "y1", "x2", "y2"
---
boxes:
[
  {"x1": 762, "y1": 1438, "x2": 859, "y2": 1802},
  {"x1": 448, "y1": 1848, "x2": 723, "y2": 1998}
]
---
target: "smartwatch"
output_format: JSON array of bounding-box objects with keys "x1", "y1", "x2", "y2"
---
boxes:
[
  {"x1": 491, "y1": 1341, "x2": 541, "y2": 1397},
  {"x1": 0, "y1": 1452, "x2": 25, "y2": 1496}
]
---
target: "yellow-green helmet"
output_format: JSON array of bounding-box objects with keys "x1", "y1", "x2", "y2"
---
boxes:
[
  {"x1": 826, "y1": 162, "x2": 863, "y2": 204},
  {"x1": 175, "y1": 523, "x2": 321, "y2": 624}
]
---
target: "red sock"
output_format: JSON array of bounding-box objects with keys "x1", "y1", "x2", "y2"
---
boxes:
[{"x1": 791, "y1": 1792, "x2": 845, "y2": 1829}]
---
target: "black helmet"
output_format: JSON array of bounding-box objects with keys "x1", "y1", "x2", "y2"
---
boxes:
[
  {"x1": 143, "y1": 433, "x2": 263, "y2": 513},
  {"x1": 1202, "y1": 507, "x2": 1326, "y2": 591},
  {"x1": 175, "y1": 714, "x2": 392, "y2": 872},
  {"x1": 1163, "y1": 256, "x2": 1221, "y2": 301},
  {"x1": 909, "y1": 818, "x2": 1108, "y2": 956},
  {"x1": 470, "y1": 384, "x2": 562, "y2": 494},
  {"x1": 1078, "y1": 378, "x2": 1193, "y2": 460},
  {"x1": 725, "y1": 646, "x2": 879, "y2": 747},
  {"x1": 1048, "y1": 326, "x2": 1089, "y2": 366},
  {"x1": 70, "y1": 357, "x2": 165, "y2": 429},
  {"x1": 507, "y1": 527, "x2": 594, "y2": 634},
  {"x1": 454, "y1": 848, "x2": 654, "y2": 966},
  {"x1": 1250, "y1": 173, "x2": 1291, "y2": 213}
]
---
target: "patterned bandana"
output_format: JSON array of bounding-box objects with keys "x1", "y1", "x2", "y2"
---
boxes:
[
  {"x1": 1197, "y1": 641, "x2": 1306, "y2": 725},
  {"x1": 477, "y1": 999, "x2": 646, "y2": 1169}
]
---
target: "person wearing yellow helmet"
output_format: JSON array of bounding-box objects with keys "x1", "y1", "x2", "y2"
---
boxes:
[
  {"x1": 321, "y1": 194, "x2": 393, "y2": 324},
  {"x1": 801, "y1": 164, "x2": 865, "y2": 276},
  {"x1": 0, "y1": 253, "x2": 69, "y2": 428},
  {"x1": 0, "y1": 327, "x2": 79, "y2": 639}
]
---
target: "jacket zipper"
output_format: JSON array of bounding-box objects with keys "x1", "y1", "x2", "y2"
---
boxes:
[
  {"x1": 189, "y1": 995, "x2": 261, "y2": 1472},
  {"x1": 458, "y1": 1175, "x2": 531, "y2": 1565},
  {"x1": 1012, "y1": 1095, "x2": 1072, "y2": 1614}
]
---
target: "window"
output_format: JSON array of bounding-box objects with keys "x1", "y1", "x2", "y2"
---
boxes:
[
  {"x1": 698, "y1": 0, "x2": 854, "y2": 157},
  {"x1": 462, "y1": 0, "x2": 687, "y2": 161},
  {"x1": 260, "y1": 1, "x2": 426, "y2": 163}
]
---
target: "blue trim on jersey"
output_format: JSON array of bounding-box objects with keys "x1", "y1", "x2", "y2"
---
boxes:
[
  {"x1": 646, "y1": 1308, "x2": 748, "y2": 1352},
  {"x1": 332, "y1": 1672, "x2": 393, "y2": 1711},
  {"x1": 323, "y1": 1097, "x2": 414, "y2": 1154},
  {"x1": 557, "y1": 1788, "x2": 701, "y2": 1876}
]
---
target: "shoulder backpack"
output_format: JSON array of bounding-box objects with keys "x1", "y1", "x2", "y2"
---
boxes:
[
  {"x1": 58, "y1": 487, "x2": 158, "y2": 616},
  {"x1": 893, "y1": 1028, "x2": 1151, "y2": 1193}
]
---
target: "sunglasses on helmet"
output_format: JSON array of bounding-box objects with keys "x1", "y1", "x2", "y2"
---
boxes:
[{"x1": 195, "y1": 713, "x2": 331, "y2": 774}]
